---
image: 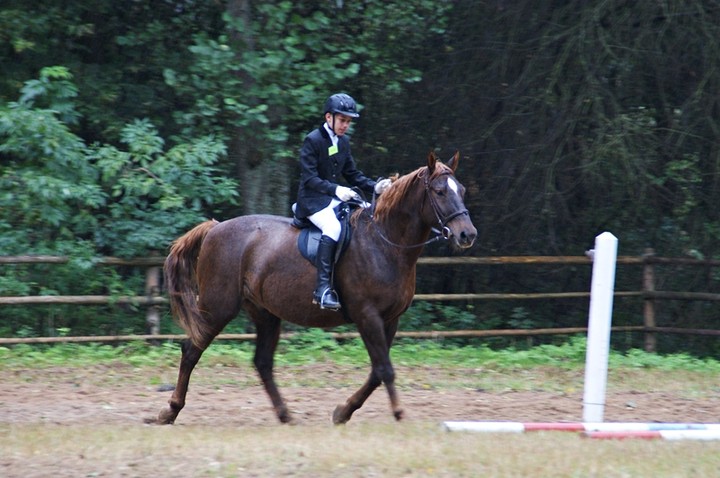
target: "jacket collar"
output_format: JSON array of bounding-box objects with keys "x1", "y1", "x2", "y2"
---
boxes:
[
  {"x1": 322, "y1": 122, "x2": 339, "y2": 146},
  {"x1": 322, "y1": 123, "x2": 336, "y2": 139}
]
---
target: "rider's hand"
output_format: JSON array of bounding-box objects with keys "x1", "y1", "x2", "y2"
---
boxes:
[
  {"x1": 335, "y1": 186, "x2": 358, "y2": 202},
  {"x1": 374, "y1": 178, "x2": 392, "y2": 195}
]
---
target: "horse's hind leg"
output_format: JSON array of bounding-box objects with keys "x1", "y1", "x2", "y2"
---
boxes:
[
  {"x1": 153, "y1": 339, "x2": 204, "y2": 424},
  {"x1": 153, "y1": 301, "x2": 235, "y2": 425},
  {"x1": 249, "y1": 306, "x2": 293, "y2": 423}
]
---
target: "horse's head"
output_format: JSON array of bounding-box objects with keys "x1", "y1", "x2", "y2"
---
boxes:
[{"x1": 422, "y1": 151, "x2": 477, "y2": 249}]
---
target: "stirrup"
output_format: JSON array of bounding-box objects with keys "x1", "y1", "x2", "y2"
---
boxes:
[{"x1": 313, "y1": 288, "x2": 341, "y2": 310}]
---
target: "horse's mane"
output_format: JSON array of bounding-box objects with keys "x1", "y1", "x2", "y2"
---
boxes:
[{"x1": 367, "y1": 161, "x2": 454, "y2": 224}]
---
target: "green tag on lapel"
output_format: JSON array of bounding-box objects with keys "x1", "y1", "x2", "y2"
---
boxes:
[{"x1": 328, "y1": 144, "x2": 338, "y2": 156}]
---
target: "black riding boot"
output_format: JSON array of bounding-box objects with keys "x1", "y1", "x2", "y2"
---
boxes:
[{"x1": 313, "y1": 235, "x2": 341, "y2": 310}]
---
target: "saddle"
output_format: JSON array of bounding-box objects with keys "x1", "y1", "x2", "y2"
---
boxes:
[{"x1": 292, "y1": 202, "x2": 357, "y2": 267}]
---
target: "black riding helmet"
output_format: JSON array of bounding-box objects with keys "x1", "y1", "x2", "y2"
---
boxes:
[{"x1": 324, "y1": 93, "x2": 360, "y2": 118}]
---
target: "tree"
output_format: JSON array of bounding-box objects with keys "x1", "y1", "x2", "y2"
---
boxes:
[
  {"x1": 0, "y1": 67, "x2": 238, "y2": 258},
  {"x1": 0, "y1": 67, "x2": 238, "y2": 336},
  {"x1": 404, "y1": 0, "x2": 720, "y2": 259},
  {"x1": 163, "y1": 0, "x2": 449, "y2": 214}
]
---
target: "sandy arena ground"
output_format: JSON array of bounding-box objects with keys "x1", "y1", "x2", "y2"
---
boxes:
[{"x1": 2, "y1": 362, "x2": 718, "y2": 427}]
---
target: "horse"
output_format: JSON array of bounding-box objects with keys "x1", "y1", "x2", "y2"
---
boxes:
[{"x1": 154, "y1": 151, "x2": 477, "y2": 425}]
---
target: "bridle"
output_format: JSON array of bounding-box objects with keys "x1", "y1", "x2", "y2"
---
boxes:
[
  {"x1": 371, "y1": 168, "x2": 469, "y2": 249},
  {"x1": 423, "y1": 170, "x2": 469, "y2": 240}
]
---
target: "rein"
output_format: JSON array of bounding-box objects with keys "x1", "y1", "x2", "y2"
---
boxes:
[
  {"x1": 373, "y1": 223, "x2": 447, "y2": 249},
  {"x1": 370, "y1": 169, "x2": 468, "y2": 250}
]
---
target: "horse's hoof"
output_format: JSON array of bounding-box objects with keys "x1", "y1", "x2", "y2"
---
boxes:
[
  {"x1": 393, "y1": 409, "x2": 404, "y2": 421},
  {"x1": 278, "y1": 412, "x2": 295, "y2": 425},
  {"x1": 332, "y1": 405, "x2": 349, "y2": 425},
  {"x1": 154, "y1": 408, "x2": 177, "y2": 425},
  {"x1": 282, "y1": 417, "x2": 298, "y2": 426}
]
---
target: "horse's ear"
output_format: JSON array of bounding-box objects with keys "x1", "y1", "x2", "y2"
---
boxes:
[
  {"x1": 447, "y1": 151, "x2": 460, "y2": 172},
  {"x1": 427, "y1": 150, "x2": 438, "y2": 172}
]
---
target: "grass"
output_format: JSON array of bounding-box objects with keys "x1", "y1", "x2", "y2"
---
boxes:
[{"x1": 2, "y1": 333, "x2": 720, "y2": 373}]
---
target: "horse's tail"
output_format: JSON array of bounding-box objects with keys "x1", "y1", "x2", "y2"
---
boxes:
[{"x1": 164, "y1": 219, "x2": 219, "y2": 349}]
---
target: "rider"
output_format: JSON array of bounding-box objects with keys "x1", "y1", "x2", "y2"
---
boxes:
[{"x1": 295, "y1": 93, "x2": 391, "y2": 310}]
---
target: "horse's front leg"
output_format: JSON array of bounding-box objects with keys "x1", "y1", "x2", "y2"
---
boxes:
[
  {"x1": 333, "y1": 319, "x2": 402, "y2": 424},
  {"x1": 151, "y1": 339, "x2": 204, "y2": 424}
]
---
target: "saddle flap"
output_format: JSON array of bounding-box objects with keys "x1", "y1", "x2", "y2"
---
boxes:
[{"x1": 296, "y1": 203, "x2": 355, "y2": 265}]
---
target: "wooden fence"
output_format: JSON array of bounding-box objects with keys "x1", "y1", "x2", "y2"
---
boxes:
[{"x1": 3, "y1": 250, "x2": 720, "y2": 350}]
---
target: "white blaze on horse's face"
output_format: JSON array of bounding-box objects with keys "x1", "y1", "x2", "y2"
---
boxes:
[{"x1": 447, "y1": 177, "x2": 459, "y2": 196}]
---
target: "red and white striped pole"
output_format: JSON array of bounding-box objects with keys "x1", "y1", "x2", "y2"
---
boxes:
[{"x1": 443, "y1": 421, "x2": 720, "y2": 440}]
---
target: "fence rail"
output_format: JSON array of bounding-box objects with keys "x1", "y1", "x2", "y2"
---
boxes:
[
  {"x1": 2, "y1": 251, "x2": 720, "y2": 349},
  {"x1": 0, "y1": 326, "x2": 648, "y2": 345}
]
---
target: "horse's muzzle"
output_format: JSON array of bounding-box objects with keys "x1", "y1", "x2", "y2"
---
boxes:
[{"x1": 447, "y1": 222, "x2": 477, "y2": 249}]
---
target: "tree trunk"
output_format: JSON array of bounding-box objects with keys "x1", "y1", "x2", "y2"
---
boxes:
[
  {"x1": 225, "y1": 0, "x2": 253, "y2": 215},
  {"x1": 225, "y1": 0, "x2": 292, "y2": 216}
]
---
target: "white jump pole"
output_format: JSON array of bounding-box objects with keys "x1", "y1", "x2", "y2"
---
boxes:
[{"x1": 582, "y1": 232, "x2": 618, "y2": 423}]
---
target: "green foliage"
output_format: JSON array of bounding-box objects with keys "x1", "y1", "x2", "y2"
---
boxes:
[
  {"x1": 0, "y1": 103, "x2": 103, "y2": 253},
  {"x1": 275, "y1": 329, "x2": 343, "y2": 364},
  {"x1": 3, "y1": 1, "x2": 720, "y2": 354},
  {"x1": 18, "y1": 66, "x2": 80, "y2": 125},
  {"x1": 0, "y1": 68, "x2": 237, "y2": 256},
  {"x1": 507, "y1": 307, "x2": 536, "y2": 330},
  {"x1": 90, "y1": 119, "x2": 237, "y2": 256},
  {"x1": 402, "y1": 301, "x2": 478, "y2": 331},
  {"x1": 610, "y1": 346, "x2": 720, "y2": 373},
  {"x1": 0, "y1": 341, "x2": 182, "y2": 368},
  {"x1": 1, "y1": 71, "x2": 238, "y2": 258},
  {"x1": 0, "y1": 69, "x2": 238, "y2": 337},
  {"x1": 3, "y1": 337, "x2": 720, "y2": 376}
]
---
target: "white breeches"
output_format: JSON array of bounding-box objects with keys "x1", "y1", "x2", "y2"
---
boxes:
[{"x1": 308, "y1": 199, "x2": 342, "y2": 241}]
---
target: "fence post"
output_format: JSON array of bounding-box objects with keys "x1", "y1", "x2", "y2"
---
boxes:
[
  {"x1": 145, "y1": 265, "x2": 161, "y2": 341},
  {"x1": 642, "y1": 248, "x2": 656, "y2": 353}
]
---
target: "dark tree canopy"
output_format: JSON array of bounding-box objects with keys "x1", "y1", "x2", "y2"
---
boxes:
[{"x1": 3, "y1": 0, "x2": 720, "y2": 352}]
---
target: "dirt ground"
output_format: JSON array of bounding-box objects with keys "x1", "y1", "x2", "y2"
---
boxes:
[
  {"x1": 3, "y1": 362, "x2": 720, "y2": 478},
  {"x1": 1, "y1": 362, "x2": 718, "y2": 426}
]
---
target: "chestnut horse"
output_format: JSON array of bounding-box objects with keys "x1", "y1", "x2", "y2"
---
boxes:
[{"x1": 155, "y1": 151, "x2": 477, "y2": 425}]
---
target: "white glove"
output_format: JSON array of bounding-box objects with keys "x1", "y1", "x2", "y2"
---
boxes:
[
  {"x1": 335, "y1": 185, "x2": 358, "y2": 202},
  {"x1": 374, "y1": 178, "x2": 392, "y2": 195}
]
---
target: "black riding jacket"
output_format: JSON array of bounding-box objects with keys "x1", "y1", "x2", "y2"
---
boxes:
[{"x1": 294, "y1": 124, "x2": 376, "y2": 219}]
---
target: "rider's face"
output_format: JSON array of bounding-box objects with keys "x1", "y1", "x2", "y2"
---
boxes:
[{"x1": 325, "y1": 113, "x2": 353, "y2": 136}]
